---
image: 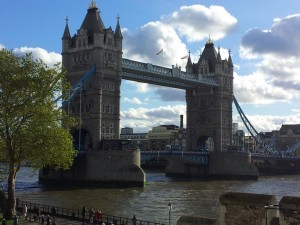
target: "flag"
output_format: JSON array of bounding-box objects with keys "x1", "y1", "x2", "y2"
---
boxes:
[
  {"x1": 156, "y1": 48, "x2": 163, "y2": 55},
  {"x1": 181, "y1": 54, "x2": 188, "y2": 59}
]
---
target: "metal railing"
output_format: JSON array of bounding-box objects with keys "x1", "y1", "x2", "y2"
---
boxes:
[{"x1": 18, "y1": 200, "x2": 164, "y2": 225}]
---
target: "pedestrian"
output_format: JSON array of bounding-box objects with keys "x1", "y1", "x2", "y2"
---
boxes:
[
  {"x1": 89, "y1": 208, "x2": 94, "y2": 223},
  {"x1": 51, "y1": 206, "x2": 56, "y2": 222},
  {"x1": 132, "y1": 215, "x2": 137, "y2": 225},
  {"x1": 82, "y1": 206, "x2": 87, "y2": 220},
  {"x1": 13, "y1": 215, "x2": 18, "y2": 225},
  {"x1": 46, "y1": 215, "x2": 51, "y2": 225},
  {"x1": 1, "y1": 182, "x2": 4, "y2": 191},
  {"x1": 16, "y1": 197, "x2": 20, "y2": 210},
  {"x1": 41, "y1": 215, "x2": 45, "y2": 225},
  {"x1": 23, "y1": 205, "x2": 28, "y2": 219},
  {"x1": 95, "y1": 210, "x2": 101, "y2": 223},
  {"x1": 1, "y1": 219, "x2": 7, "y2": 225}
]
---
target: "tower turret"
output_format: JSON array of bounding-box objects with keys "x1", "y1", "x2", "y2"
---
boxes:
[
  {"x1": 115, "y1": 15, "x2": 123, "y2": 39},
  {"x1": 185, "y1": 51, "x2": 193, "y2": 74},
  {"x1": 62, "y1": 17, "x2": 71, "y2": 53}
]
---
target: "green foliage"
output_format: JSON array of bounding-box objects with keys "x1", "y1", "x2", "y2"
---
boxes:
[{"x1": 0, "y1": 49, "x2": 76, "y2": 172}]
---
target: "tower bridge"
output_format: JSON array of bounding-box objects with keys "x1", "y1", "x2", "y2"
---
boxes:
[
  {"x1": 40, "y1": 1, "x2": 261, "y2": 186},
  {"x1": 61, "y1": 1, "x2": 234, "y2": 153}
]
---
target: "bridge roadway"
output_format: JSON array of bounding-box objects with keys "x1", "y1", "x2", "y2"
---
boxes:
[{"x1": 122, "y1": 58, "x2": 219, "y2": 89}]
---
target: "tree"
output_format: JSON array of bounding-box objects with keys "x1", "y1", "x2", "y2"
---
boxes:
[{"x1": 0, "y1": 49, "x2": 76, "y2": 218}]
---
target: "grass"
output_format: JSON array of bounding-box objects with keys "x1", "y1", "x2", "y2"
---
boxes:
[{"x1": 1, "y1": 213, "x2": 26, "y2": 225}]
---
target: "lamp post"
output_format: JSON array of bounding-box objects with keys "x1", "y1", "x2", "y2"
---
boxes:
[{"x1": 168, "y1": 201, "x2": 172, "y2": 225}]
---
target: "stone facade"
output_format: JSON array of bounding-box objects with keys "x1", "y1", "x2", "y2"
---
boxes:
[
  {"x1": 185, "y1": 39, "x2": 233, "y2": 152},
  {"x1": 62, "y1": 1, "x2": 123, "y2": 150}
]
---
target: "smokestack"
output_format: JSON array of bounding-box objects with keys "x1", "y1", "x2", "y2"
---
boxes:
[{"x1": 180, "y1": 114, "x2": 183, "y2": 129}]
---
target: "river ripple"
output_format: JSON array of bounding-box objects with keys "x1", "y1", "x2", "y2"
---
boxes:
[{"x1": 14, "y1": 167, "x2": 300, "y2": 225}]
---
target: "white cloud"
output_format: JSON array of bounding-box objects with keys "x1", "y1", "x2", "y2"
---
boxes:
[
  {"x1": 163, "y1": 5, "x2": 237, "y2": 42},
  {"x1": 0, "y1": 43, "x2": 5, "y2": 49},
  {"x1": 233, "y1": 112, "x2": 300, "y2": 133},
  {"x1": 123, "y1": 4, "x2": 237, "y2": 70},
  {"x1": 12, "y1": 47, "x2": 61, "y2": 67},
  {"x1": 236, "y1": 14, "x2": 300, "y2": 104},
  {"x1": 123, "y1": 97, "x2": 142, "y2": 105},
  {"x1": 123, "y1": 21, "x2": 187, "y2": 68},
  {"x1": 234, "y1": 71, "x2": 293, "y2": 104},
  {"x1": 120, "y1": 104, "x2": 186, "y2": 132}
]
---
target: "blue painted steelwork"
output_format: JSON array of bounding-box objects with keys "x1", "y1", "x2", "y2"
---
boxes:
[
  {"x1": 141, "y1": 150, "x2": 209, "y2": 165},
  {"x1": 286, "y1": 140, "x2": 300, "y2": 156},
  {"x1": 55, "y1": 64, "x2": 96, "y2": 109},
  {"x1": 233, "y1": 95, "x2": 274, "y2": 155}
]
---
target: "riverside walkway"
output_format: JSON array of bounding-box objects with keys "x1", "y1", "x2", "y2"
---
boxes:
[{"x1": 17, "y1": 200, "x2": 163, "y2": 225}]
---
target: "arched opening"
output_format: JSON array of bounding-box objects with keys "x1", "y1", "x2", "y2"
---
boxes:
[
  {"x1": 72, "y1": 129, "x2": 92, "y2": 152},
  {"x1": 197, "y1": 136, "x2": 214, "y2": 152}
]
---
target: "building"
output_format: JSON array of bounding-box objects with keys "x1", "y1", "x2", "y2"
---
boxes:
[
  {"x1": 277, "y1": 124, "x2": 300, "y2": 155},
  {"x1": 147, "y1": 125, "x2": 181, "y2": 150},
  {"x1": 120, "y1": 127, "x2": 148, "y2": 150},
  {"x1": 244, "y1": 136, "x2": 257, "y2": 152}
]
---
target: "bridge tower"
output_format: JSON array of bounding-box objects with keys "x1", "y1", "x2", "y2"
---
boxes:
[
  {"x1": 185, "y1": 38, "x2": 234, "y2": 151},
  {"x1": 62, "y1": 1, "x2": 123, "y2": 150}
]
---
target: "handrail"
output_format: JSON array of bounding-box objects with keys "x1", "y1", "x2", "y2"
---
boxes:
[{"x1": 17, "y1": 200, "x2": 164, "y2": 225}]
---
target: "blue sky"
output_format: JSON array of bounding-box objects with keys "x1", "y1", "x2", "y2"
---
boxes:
[{"x1": 1, "y1": 0, "x2": 300, "y2": 134}]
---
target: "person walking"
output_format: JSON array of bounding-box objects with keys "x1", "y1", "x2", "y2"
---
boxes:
[
  {"x1": 132, "y1": 215, "x2": 137, "y2": 225},
  {"x1": 82, "y1": 206, "x2": 87, "y2": 221},
  {"x1": 23, "y1": 205, "x2": 27, "y2": 219},
  {"x1": 95, "y1": 210, "x2": 101, "y2": 224},
  {"x1": 13, "y1": 215, "x2": 18, "y2": 225},
  {"x1": 89, "y1": 208, "x2": 94, "y2": 223},
  {"x1": 1, "y1": 219, "x2": 7, "y2": 225}
]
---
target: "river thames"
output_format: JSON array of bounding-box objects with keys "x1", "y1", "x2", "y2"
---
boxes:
[{"x1": 14, "y1": 167, "x2": 300, "y2": 225}]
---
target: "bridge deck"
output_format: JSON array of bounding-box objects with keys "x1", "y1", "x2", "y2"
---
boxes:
[{"x1": 122, "y1": 58, "x2": 219, "y2": 89}]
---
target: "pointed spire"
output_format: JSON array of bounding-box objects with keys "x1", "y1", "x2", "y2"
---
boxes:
[
  {"x1": 115, "y1": 15, "x2": 123, "y2": 39},
  {"x1": 206, "y1": 34, "x2": 213, "y2": 44},
  {"x1": 81, "y1": 1, "x2": 105, "y2": 33},
  {"x1": 217, "y1": 46, "x2": 222, "y2": 63},
  {"x1": 187, "y1": 50, "x2": 192, "y2": 67},
  {"x1": 62, "y1": 16, "x2": 71, "y2": 40},
  {"x1": 228, "y1": 49, "x2": 233, "y2": 67}
]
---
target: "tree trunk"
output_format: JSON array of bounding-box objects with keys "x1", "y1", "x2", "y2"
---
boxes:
[{"x1": 6, "y1": 163, "x2": 16, "y2": 219}]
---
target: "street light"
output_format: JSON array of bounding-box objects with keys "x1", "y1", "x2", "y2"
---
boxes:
[{"x1": 168, "y1": 201, "x2": 172, "y2": 225}]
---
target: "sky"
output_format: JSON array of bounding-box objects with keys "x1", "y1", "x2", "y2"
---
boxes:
[{"x1": 1, "y1": 0, "x2": 300, "y2": 134}]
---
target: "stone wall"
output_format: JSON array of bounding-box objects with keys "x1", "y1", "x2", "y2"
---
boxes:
[
  {"x1": 208, "y1": 151, "x2": 258, "y2": 179},
  {"x1": 39, "y1": 149, "x2": 145, "y2": 187},
  {"x1": 219, "y1": 192, "x2": 276, "y2": 225},
  {"x1": 176, "y1": 192, "x2": 300, "y2": 225},
  {"x1": 279, "y1": 196, "x2": 300, "y2": 225}
]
